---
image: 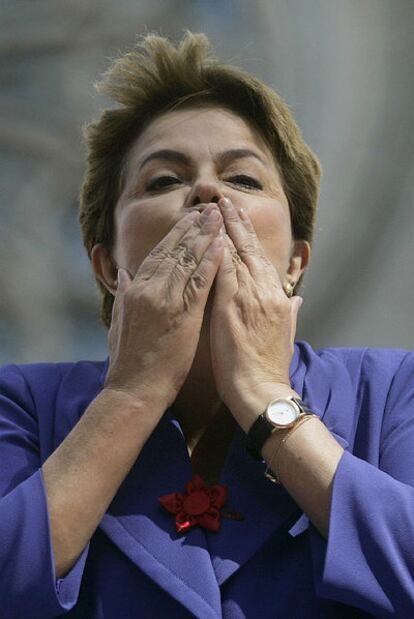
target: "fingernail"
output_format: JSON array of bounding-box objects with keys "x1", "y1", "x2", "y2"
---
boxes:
[
  {"x1": 221, "y1": 197, "x2": 232, "y2": 210},
  {"x1": 239, "y1": 208, "x2": 249, "y2": 221}
]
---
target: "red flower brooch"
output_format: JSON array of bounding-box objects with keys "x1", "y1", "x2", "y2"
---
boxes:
[{"x1": 158, "y1": 475, "x2": 229, "y2": 533}]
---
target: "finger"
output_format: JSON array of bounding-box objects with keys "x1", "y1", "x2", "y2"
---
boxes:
[
  {"x1": 290, "y1": 295, "x2": 303, "y2": 345},
  {"x1": 222, "y1": 229, "x2": 247, "y2": 271},
  {"x1": 214, "y1": 230, "x2": 240, "y2": 299},
  {"x1": 117, "y1": 267, "x2": 132, "y2": 292},
  {"x1": 222, "y1": 229, "x2": 260, "y2": 292},
  {"x1": 135, "y1": 210, "x2": 201, "y2": 281},
  {"x1": 108, "y1": 267, "x2": 131, "y2": 325},
  {"x1": 157, "y1": 207, "x2": 223, "y2": 284},
  {"x1": 182, "y1": 234, "x2": 224, "y2": 309},
  {"x1": 218, "y1": 197, "x2": 283, "y2": 290}
]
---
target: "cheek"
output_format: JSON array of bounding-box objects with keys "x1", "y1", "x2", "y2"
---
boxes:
[
  {"x1": 249, "y1": 202, "x2": 292, "y2": 266},
  {"x1": 113, "y1": 202, "x2": 177, "y2": 272}
]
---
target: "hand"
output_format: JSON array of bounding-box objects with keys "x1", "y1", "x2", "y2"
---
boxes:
[
  {"x1": 105, "y1": 205, "x2": 224, "y2": 411},
  {"x1": 210, "y1": 198, "x2": 302, "y2": 429}
]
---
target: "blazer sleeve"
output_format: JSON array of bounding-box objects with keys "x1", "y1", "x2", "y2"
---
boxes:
[
  {"x1": 310, "y1": 351, "x2": 414, "y2": 618},
  {"x1": 0, "y1": 364, "x2": 89, "y2": 619}
]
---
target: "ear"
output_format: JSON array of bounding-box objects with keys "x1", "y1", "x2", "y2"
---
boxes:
[
  {"x1": 91, "y1": 244, "x2": 118, "y2": 296},
  {"x1": 286, "y1": 239, "x2": 311, "y2": 285}
]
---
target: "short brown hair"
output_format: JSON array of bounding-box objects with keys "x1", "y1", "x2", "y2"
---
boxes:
[{"x1": 79, "y1": 31, "x2": 321, "y2": 328}]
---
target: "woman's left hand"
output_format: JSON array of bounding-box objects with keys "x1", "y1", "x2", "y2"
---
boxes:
[{"x1": 210, "y1": 197, "x2": 303, "y2": 431}]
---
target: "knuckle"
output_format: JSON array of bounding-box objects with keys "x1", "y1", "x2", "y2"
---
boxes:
[
  {"x1": 148, "y1": 245, "x2": 169, "y2": 261},
  {"x1": 173, "y1": 241, "x2": 186, "y2": 252},
  {"x1": 230, "y1": 251, "x2": 244, "y2": 268},
  {"x1": 182, "y1": 287, "x2": 196, "y2": 311},
  {"x1": 169, "y1": 242, "x2": 186, "y2": 260},
  {"x1": 171, "y1": 263, "x2": 189, "y2": 285},
  {"x1": 225, "y1": 210, "x2": 240, "y2": 223},
  {"x1": 136, "y1": 287, "x2": 153, "y2": 306},
  {"x1": 124, "y1": 284, "x2": 154, "y2": 310},
  {"x1": 177, "y1": 246, "x2": 198, "y2": 270},
  {"x1": 150, "y1": 242, "x2": 195, "y2": 268},
  {"x1": 271, "y1": 295, "x2": 291, "y2": 315},
  {"x1": 190, "y1": 270, "x2": 209, "y2": 290},
  {"x1": 183, "y1": 276, "x2": 207, "y2": 310},
  {"x1": 238, "y1": 241, "x2": 259, "y2": 257},
  {"x1": 223, "y1": 259, "x2": 236, "y2": 274}
]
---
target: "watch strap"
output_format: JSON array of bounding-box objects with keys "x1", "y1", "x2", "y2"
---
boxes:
[
  {"x1": 291, "y1": 397, "x2": 314, "y2": 415},
  {"x1": 246, "y1": 414, "x2": 275, "y2": 461}
]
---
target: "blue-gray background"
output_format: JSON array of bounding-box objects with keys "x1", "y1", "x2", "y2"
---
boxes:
[{"x1": 1, "y1": 0, "x2": 413, "y2": 364}]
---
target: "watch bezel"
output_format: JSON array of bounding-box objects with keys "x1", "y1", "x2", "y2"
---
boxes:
[{"x1": 264, "y1": 397, "x2": 301, "y2": 428}]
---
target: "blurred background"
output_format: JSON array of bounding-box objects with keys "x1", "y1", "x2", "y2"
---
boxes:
[{"x1": 1, "y1": 0, "x2": 413, "y2": 364}]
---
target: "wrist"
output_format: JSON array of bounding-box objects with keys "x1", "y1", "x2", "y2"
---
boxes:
[
  {"x1": 99, "y1": 385, "x2": 167, "y2": 419},
  {"x1": 231, "y1": 383, "x2": 300, "y2": 434},
  {"x1": 262, "y1": 415, "x2": 318, "y2": 479}
]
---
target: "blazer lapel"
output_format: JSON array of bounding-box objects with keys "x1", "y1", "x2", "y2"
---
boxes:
[
  {"x1": 99, "y1": 411, "x2": 222, "y2": 619},
  {"x1": 206, "y1": 426, "x2": 303, "y2": 586}
]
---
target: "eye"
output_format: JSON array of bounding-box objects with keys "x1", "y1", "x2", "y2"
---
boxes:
[
  {"x1": 228, "y1": 175, "x2": 263, "y2": 190},
  {"x1": 145, "y1": 175, "x2": 182, "y2": 192}
]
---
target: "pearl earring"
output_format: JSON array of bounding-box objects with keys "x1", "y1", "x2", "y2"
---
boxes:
[{"x1": 284, "y1": 281, "x2": 294, "y2": 298}]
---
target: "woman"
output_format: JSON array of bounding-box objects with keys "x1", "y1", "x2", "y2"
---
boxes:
[{"x1": 0, "y1": 32, "x2": 413, "y2": 618}]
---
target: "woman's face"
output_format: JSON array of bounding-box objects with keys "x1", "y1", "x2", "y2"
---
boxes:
[{"x1": 95, "y1": 105, "x2": 309, "y2": 292}]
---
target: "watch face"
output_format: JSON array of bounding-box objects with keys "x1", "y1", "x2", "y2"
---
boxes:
[{"x1": 266, "y1": 399, "x2": 299, "y2": 427}]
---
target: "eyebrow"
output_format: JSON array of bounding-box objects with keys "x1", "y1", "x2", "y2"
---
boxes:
[{"x1": 138, "y1": 148, "x2": 266, "y2": 171}]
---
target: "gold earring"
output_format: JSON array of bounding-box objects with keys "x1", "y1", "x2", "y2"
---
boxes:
[{"x1": 284, "y1": 281, "x2": 294, "y2": 298}]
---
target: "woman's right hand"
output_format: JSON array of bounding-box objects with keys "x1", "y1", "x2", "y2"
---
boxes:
[{"x1": 104, "y1": 204, "x2": 224, "y2": 410}]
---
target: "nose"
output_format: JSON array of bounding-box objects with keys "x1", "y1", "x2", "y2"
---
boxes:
[{"x1": 186, "y1": 179, "x2": 223, "y2": 208}]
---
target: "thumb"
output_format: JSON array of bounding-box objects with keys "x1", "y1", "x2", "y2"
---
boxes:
[
  {"x1": 109, "y1": 268, "x2": 132, "y2": 334},
  {"x1": 117, "y1": 267, "x2": 132, "y2": 293},
  {"x1": 290, "y1": 295, "x2": 303, "y2": 338}
]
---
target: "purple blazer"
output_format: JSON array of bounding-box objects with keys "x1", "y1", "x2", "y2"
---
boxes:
[{"x1": 1, "y1": 341, "x2": 413, "y2": 618}]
